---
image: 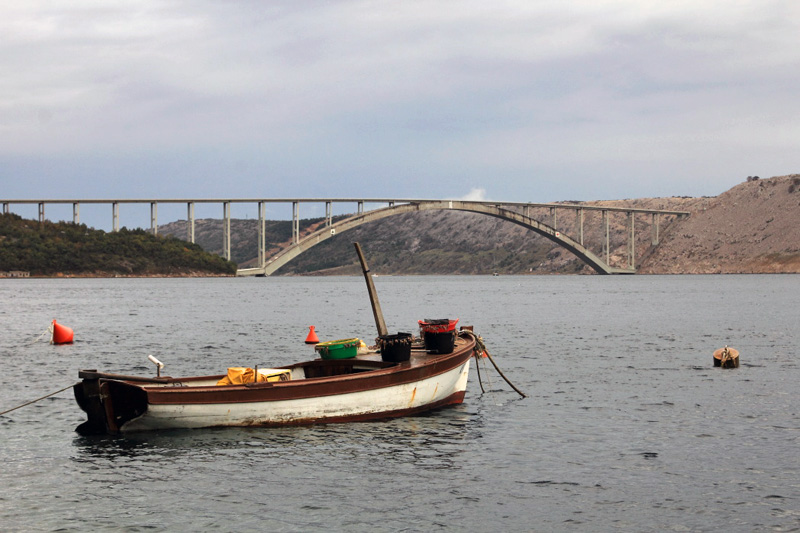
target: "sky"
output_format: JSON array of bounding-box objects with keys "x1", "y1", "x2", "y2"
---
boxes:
[{"x1": 2, "y1": 1, "x2": 799, "y2": 227}]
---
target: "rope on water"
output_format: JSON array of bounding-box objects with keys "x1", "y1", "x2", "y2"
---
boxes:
[
  {"x1": 720, "y1": 345, "x2": 731, "y2": 366},
  {"x1": 462, "y1": 331, "x2": 526, "y2": 398},
  {"x1": 473, "y1": 346, "x2": 486, "y2": 393},
  {"x1": 0, "y1": 383, "x2": 77, "y2": 416},
  {"x1": 484, "y1": 348, "x2": 527, "y2": 398},
  {"x1": 481, "y1": 354, "x2": 493, "y2": 393},
  {"x1": 30, "y1": 325, "x2": 52, "y2": 345}
]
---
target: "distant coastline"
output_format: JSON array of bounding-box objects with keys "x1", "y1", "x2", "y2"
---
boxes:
[
  {"x1": 0, "y1": 213, "x2": 237, "y2": 278},
  {"x1": 1, "y1": 272, "x2": 233, "y2": 279}
]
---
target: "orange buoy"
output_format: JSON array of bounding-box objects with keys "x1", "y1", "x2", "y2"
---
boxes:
[
  {"x1": 51, "y1": 320, "x2": 74, "y2": 345},
  {"x1": 305, "y1": 325, "x2": 319, "y2": 344}
]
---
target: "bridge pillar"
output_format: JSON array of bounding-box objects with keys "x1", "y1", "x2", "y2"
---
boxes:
[
  {"x1": 292, "y1": 201, "x2": 299, "y2": 244},
  {"x1": 150, "y1": 202, "x2": 158, "y2": 236},
  {"x1": 652, "y1": 213, "x2": 659, "y2": 245},
  {"x1": 358, "y1": 201, "x2": 364, "y2": 215},
  {"x1": 112, "y1": 202, "x2": 119, "y2": 232},
  {"x1": 187, "y1": 202, "x2": 195, "y2": 243},
  {"x1": 223, "y1": 201, "x2": 231, "y2": 261},
  {"x1": 325, "y1": 201, "x2": 332, "y2": 227},
  {"x1": 38, "y1": 202, "x2": 45, "y2": 225},
  {"x1": 602, "y1": 210, "x2": 609, "y2": 264},
  {"x1": 2, "y1": 202, "x2": 8, "y2": 214},
  {"x1": 550, "y1": 207, "x2": 557, "y2": 231},
  {"x1": 73, "y1": 203, "x2": 80, "y2": 224},
  {"x1": 627, "y1": 211, "x2": 635, "y2": 269},
  {"x1": 258, "y1": 201, "x2": 266, "y2": 267},
  {"x1": 576, "y1": 208, "x2": 584, "y2": 246}
]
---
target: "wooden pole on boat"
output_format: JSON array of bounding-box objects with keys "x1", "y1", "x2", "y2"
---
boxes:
[{"x1": 354, "y1": 242, "x2": 388, "y2": 338}]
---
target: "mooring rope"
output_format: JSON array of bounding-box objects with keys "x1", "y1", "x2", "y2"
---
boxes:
[
  {"x1": 462, "y1": 331, "x2": 526, "y2": 398},
  {"x1": 720, "y1": 346, "x2": 731, "y2": 366},
  {"x1": 30, "y1": 325, "x2": 52, "y2": 345},
  {"x1": 484, "y1": 348, "x2": 527, "y2": 398},
  {"x1": 473, "y1": 347, "x2": 486, "y2": 393},
  {"x1": 481, "y1": 354, "x2": 494, "y2": 393},
  {"x1": 0, "y1": 383, "x2": 77, "y2": 416}
]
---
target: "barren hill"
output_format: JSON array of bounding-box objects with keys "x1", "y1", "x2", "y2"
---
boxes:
[
  {"x1": 639, "y1": 174, "x2": 800, "y2": 274},
  {"x1": 159, "y1": 174, "x2": 800, "y2": 275}
]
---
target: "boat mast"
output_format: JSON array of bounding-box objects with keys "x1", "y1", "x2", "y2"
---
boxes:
[{"x1": 353, "y1": 242, "x2": 388, "y2": 338}]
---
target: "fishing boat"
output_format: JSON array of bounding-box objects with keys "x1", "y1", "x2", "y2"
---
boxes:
[
  {"x1": 73, "y1": 331, "x2": 478, "y2": 435},
  {"x1": 72, "y1": 243, "x2": 520, "y2": 436}
]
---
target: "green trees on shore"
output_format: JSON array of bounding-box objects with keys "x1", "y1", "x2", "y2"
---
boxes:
[{"x1": 0, "y1": 213, "x2": 236, "y2": 276}]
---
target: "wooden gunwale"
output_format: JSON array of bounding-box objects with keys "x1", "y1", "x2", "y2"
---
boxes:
[{"x1": 105, "y1": 336, "x2": 475, "y2": 406}]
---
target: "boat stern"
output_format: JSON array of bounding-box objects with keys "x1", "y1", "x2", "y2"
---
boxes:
[{"x1": 73, "y1": 370, "x2": 149, "y2": 435}]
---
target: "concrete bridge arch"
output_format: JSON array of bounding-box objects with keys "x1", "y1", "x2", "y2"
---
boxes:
[{"x1": 237, "y1": 200, "x2": 634, "y2": 276}]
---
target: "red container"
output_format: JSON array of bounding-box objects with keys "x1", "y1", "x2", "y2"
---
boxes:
[
  {"x1": 418, "y1": 319, "x2": 458, "y2": 354},
  {"x1": 418, "y1": 318, "x2": 459, "y2": 334}
]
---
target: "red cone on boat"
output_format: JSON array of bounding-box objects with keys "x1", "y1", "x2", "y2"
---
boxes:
[
  {"x1": 305, "y1": 325, "x2": 319, "y2": 344},
  {"x1": 51, "y1": 319, "x2": 74, "y2": 345}
]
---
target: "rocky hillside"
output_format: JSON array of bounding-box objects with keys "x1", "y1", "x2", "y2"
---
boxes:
[
  {"x1": 640, "y1": 174, "x2": 800, "y2": 274},
  {"x1": 159, "y1": 174, "x2": 800, "y2": 275}
]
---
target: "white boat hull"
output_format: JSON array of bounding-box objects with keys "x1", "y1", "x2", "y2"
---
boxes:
[
  {"x1": 74, "y1": 333, "x2": 478, "y2": 434},
  {"x1": 122, "y1": 359, "x2": 470, "y2": 432}
]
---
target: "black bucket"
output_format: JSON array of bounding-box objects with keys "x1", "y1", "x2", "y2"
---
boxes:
[
  {"x1": 378, "y1": 332, "x2": 412, "y2": 362},
  {"x1": 418, "y1": 318, "x2": 458, "y2": 354},
  {"x1": 423, "y1": 330, "x2": 455, "y2": 354}
]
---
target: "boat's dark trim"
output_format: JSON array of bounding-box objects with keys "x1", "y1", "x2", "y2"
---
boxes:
[
  {"x1": 75, "y1": 335, "x2": 475, "y2": 435},
  {"x1": 78, "y1": 370, "x2": 171, "y2": 383},
  {"x1": 146, "y1": 342, "x2": 473, "y2": 406}
]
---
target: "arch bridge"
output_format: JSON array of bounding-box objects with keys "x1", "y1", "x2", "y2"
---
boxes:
[
  {"x1": 236, "y1": 199, "x2": 690, "y2": 276},
  {"x1": 1, "y1": 197, "x2": 689, "y2": 275}
]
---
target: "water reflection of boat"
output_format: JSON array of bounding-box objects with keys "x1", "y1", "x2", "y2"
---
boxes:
[{"x1": 73, "y1": 332, "x2": 478, "y2": 435}]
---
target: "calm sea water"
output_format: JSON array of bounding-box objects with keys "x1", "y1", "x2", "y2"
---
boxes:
[{"x1": 0, "y1": 275, "x2": 798, "y2": 532}]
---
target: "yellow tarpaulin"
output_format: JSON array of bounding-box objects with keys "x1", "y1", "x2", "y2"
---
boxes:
[{"x1": 216, "y1": 367, "x2": 290, "y2": 386}]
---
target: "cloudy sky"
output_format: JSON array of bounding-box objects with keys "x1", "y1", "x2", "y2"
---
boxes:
[{"x1": 2, "y1": 1, "x2": 799, "y2": 224}]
